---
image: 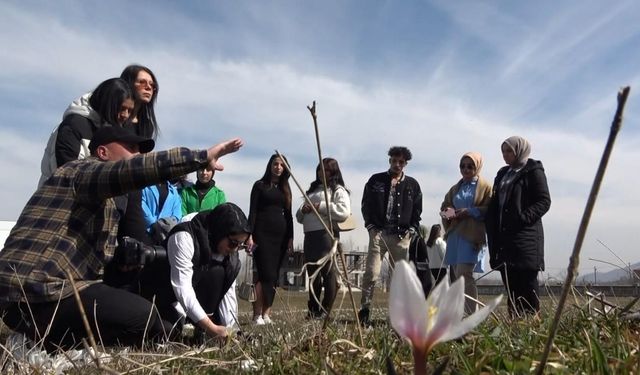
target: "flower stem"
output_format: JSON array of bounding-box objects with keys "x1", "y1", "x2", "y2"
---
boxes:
[{"x1": 412, "y1": 346, "x2": 427, "y2": 375}]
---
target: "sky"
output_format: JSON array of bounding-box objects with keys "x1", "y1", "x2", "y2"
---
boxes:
[{"x1": 1, "y1": 0, "x2": 639, "y2": 280}]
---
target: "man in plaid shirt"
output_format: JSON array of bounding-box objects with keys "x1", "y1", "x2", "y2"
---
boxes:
[{"x1": 0, "y1": 126, "x2": 243, "y2": 350}]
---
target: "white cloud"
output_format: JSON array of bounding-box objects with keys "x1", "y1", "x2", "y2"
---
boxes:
[{"x1": 0, "y1": 1, "x2": 638, "y2": 276}]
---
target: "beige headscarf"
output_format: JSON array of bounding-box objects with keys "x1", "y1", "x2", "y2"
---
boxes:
[
  {"x1": 461, "y1": 151, "x2": 483, "y2": 176},
  {"x1": 503, "y1": 136, "x2": 531, "y2": 167}
]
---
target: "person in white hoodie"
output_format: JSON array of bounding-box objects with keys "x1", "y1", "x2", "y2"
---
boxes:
[
  {"x1": 38, "y1": 78, "x2": 135, "y2": 187},
  {"x1": 423, "y1": 224, "x2": 447, "y2": 284},
  {"x1": 39, "y1": 65, "x2": 161, "y2": 188},
  {"x1": 296, "y1": 158, "x2": 351, "y2": 319}
]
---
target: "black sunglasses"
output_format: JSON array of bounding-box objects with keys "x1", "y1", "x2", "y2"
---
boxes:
[
  {"x1": 227, "y1": 236, "x2": 247, "y2": 250},
  {"x1": 459, "y1": 163, "x2": 476, "y2": 170}
]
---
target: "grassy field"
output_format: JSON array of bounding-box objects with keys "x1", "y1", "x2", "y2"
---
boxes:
[{"x1": 2, "y1": 288, "x2": 639, "y2": 374}]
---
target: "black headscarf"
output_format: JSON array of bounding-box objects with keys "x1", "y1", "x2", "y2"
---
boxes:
[{"x1": 169, "y1": 203, "x2": 250, "y2": 266}]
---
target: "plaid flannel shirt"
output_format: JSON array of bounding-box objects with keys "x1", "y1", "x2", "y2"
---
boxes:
[{"x1": 0, "y1": 147, "x2": 208, "y2": 304}]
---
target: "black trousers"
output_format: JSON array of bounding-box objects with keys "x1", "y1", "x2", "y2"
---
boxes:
[
  {"x1": 153, "y1": 262, "x2": 238, "y2": 327},
  {"x1": 499, "y1": 265, "x2": 540, "y2": 316},
  {"x1": 430, "y1": 268, "x2": 448, "y2": 285},
  {"x1": 1, "y1": 283, "x2": 172, "y2": 352},
  {"x1": 304, "y1": 230, "x2": 338, "y2": 315}
]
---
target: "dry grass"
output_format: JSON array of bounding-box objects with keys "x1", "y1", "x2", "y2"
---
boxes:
[{"x1": 1, "y1": 289, "x2": 639, "y2": 374}]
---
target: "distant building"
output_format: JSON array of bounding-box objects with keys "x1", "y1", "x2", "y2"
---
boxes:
[{"x1": 273, "y1": 247, "x2": 368, "y2": 291}]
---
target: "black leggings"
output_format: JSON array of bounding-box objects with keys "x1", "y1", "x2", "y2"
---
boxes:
[
  {"x1": 1, "y1": 283, "x2": 172, "y2": 351},
  {"x1": 304, "y1": 230, "x2": 338, "y2": 314}
]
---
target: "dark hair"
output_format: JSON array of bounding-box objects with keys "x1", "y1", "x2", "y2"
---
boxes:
[
  {"x1": 388, "y1": 146, "x2": 412, "y2": 161},
  {"x1": 88, "y1": 78, "x2": 134, "y2": 127},
  {"x1": 426, "y1": 224, "x2": 441, "y2": 247},
  {"x1": 120, "y1": 64, "x2": 159, "y2": 140},
  {"x1": 306, "y1": 157, "x2": 348, "y2": 195},
  {"x1": 259, "y1": 154, "x2": 292, "y2": 210}
]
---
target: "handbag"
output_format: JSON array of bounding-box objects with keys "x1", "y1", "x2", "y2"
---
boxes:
[
  {"x1": 336, "y1": 214, "x2": 357, "y2": 232},
  {"x1": 333, "y1": 189, "x2": 357, "y2": 232},
  {"x1": 238, "y1": 255, "x2": 256, "y2": 302}
]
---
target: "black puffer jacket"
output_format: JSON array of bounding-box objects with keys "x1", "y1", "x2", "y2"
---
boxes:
[
  {"x1": 486, "y1": 159, "x2": 551, "y2": 271},
  {"x1": 172, "y1": 203, "x2": 250, "y2": 283}
]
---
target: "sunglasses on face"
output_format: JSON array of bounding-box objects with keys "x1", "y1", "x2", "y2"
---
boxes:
[
  {"x1": 227, "y1": 236, "x2": 247, "y2": 250},
  {"x1": 134, "y1": 79, "x2": 157, "y2": 90},
  {"x1": 459, "y1": 163, "x2": 476, "y2": 170}
]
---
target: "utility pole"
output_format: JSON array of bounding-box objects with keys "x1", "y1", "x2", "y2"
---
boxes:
[{"x1": 594, "y1": 266, "x2": 597, "y2": 285}]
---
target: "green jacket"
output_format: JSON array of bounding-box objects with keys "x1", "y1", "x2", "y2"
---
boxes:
[{"x1": 181, "y1": 184, "x2": 226, "y2": 215}]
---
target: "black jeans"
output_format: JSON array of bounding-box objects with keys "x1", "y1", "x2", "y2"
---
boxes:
[
  {"x1": 304, "y1": 230, "x2": 338, "y2": 315},
  {"x1": 430, "y1": 268, "x2": 448, "y2": 285},
  {"x1": 499, "y1": 265, "x2": 540, "y2": 316},
  {"x1": 1, "y1": 283, "x2": 172, "y2": 351},
  {"x1": 152, "y1": 262, "x2": 237, "y2": 327}
]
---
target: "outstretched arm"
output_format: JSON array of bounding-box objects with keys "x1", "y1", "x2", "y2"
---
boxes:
[{"x1": 206, "y1": 138, "x2": 244, "y2": 172}]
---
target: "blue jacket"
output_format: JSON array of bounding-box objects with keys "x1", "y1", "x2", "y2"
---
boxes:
[{"x1": 141, "y1": 183, "x2": 183, "y2": 232}]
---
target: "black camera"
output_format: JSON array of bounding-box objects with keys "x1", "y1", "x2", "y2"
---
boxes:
[{"x1": 118, "y1": 236, "x2": 168, "y2": 266}]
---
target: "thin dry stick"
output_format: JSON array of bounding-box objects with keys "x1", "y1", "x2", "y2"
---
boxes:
[
  {"x1": 306, "y1": 102, "x2": 363, "y2": 338},
  {"x1": 535, "y1": 86, "x2": 630, "y2": 374},
  {"x1": 307, "y1": 102, "x2": 334, "y2": 232},
  {"x1": 275, "y1": 148, "x2": 364, "y2": 346},
  {"x1": 276, "y1": 151, "x2": 333, "y2": 238},
  {"x1": 275, "y1": 150, "x2": 338, "y2": 311},
  {"x1": 307, "y1": 101, "x2": 340, "y2": 328}
]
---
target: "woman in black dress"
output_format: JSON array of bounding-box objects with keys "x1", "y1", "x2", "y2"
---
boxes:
[{"x1": 248, "y1": 154, "x2": 293, "y2": 325}]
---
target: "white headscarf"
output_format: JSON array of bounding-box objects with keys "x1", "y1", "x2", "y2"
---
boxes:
[{"x1": 503, "y1": 136, "x2": 531, "y2": 167}]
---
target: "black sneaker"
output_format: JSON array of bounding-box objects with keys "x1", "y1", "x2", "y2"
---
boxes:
[
  {"x1": 358, "y1": 307, "x2": 370, "y2": 326},
  {"x1": 306, "y1": 310, "x2": 323, "y2": 320}
]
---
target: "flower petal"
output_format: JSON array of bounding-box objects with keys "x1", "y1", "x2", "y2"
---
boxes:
[
  {"x1": 439, "y1": 294, "x2": 503, "y2": 342},
  {"x1": 389, "y1": 260, "x2": 428, "y2": 347},
  {"x1": 424, "y1": 275, "x2": 466, "y2": 350},
  {"x1": 425, "y1": 273, "x2": 450, "y2": 312}
]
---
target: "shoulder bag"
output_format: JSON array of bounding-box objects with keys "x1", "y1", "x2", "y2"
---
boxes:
[{"x1": 238, "y1": 255, "x2": 256, "y2": 302}]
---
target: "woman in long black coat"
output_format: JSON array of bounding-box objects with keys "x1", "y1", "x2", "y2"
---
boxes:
[{"x1": 486, "y1": 136, "x2": 551, "y2": 316}]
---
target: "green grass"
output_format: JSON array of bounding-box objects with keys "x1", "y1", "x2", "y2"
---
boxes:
[{"x1": 2, "y1": 289, "x2": 639, "y2": 374}]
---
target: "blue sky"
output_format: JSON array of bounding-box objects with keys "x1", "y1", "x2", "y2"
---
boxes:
[{"x1": 1, "y1": 0, "x2": 639, "y2": 278}]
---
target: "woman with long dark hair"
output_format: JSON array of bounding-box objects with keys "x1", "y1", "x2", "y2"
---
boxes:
[
  {"x1": 119, "y1": 64, "x2": 160, "y2": 140},
  {"x1": 39, "y1": 78, "x2": 135, "y2": 186},
  {"x1": 424, "y1": 224, "x2": 447, "y2": 284},
  {"x1": 248, "y1": 154, "x2": 293, "y2": 325},
  {"x1": 296, "y1": 158, "x2": 351, "y2": 319}
]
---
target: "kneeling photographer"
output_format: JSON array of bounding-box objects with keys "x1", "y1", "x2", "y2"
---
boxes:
[
  {"x1": 103, "y1": 205, "x2": 171, "y2": 295},
  {"x1": 148, "y1": 203, "x2": 249, "y2": 339}
]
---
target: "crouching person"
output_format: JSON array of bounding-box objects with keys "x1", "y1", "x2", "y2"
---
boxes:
[
  {"x1": 152, "y1": 203, "x2": 249, "y2": 339},
  {"x1": 0, "y1": 126, "x2": 243, "y2": 351}
]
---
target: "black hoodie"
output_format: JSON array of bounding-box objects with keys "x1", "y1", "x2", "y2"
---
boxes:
[{"x1": 168, "y1": 203, "x2": 250, "y2": 294}]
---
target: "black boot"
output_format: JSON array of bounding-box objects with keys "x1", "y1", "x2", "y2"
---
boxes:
[
  {"x1": 358, "y1": 307, "x2": 370, "y2": 326},
  {"x1": 307, "y1": 300, "x2": 322, "y2": 319}
]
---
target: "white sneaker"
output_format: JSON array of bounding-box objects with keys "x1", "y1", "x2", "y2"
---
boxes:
[
  {"x1": 262, "y1": 315, "x2": 273, "y2": 324},
  {"x1": 253, "y1": 315, "x2": 265, "y2": 325}
]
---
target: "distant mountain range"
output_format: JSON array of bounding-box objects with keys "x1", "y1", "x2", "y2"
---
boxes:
[{"x1": 577, "y1": 261, "x2": 640, "y2": 284}]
